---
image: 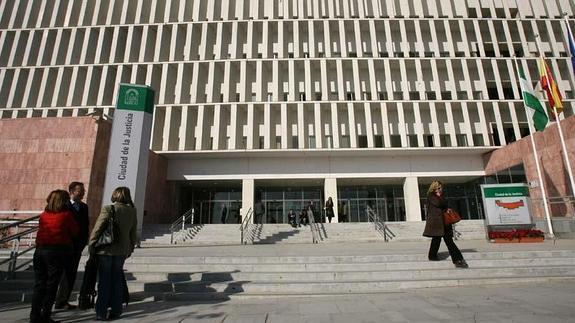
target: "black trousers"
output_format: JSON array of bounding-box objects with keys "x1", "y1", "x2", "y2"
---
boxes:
[
  {"x1": 55, "y1": 250, "x2": 82, "y2": 305},
  {"x1": 428, "y1": 235, "x2": 464, "y2": 263},
  {"x1": 30, "y1": 248, "x2": 67, "y2": 322}
]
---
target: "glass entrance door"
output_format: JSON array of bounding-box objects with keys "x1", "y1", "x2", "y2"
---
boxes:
[{"x1": 266, "y1": 201, "x2": 284, "y2": 223}]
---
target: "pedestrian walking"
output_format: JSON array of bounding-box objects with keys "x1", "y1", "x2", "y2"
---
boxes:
[
  {"x1": 423, "y1": 180, "x2": 468, "y2": 268},
  {"x1": 325, "y1": 197, "x2": 334, "y2": 223}
]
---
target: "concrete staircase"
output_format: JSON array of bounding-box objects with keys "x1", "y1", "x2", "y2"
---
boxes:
[
  {"x1": 141, "y1": 220, "x2": 487, "y2": 245},
  {"x1": 2, "y1": 245, "x2": 575, "y2": 302}
]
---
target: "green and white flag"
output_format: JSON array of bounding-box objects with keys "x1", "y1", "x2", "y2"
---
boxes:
[{"x1": 518, "y1": 66, "x2": 548, "y2": 131}]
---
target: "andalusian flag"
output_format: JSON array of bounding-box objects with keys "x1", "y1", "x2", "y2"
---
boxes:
[
  {"x1": 518, "y1": 66, "x2": 548, "y2": 131},
  {"x1": 539, "y1": 57, "x2": 564, "y2": 115}
]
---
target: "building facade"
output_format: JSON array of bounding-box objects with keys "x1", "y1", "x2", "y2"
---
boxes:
[{"x1": 1, "y1": 0, "x2": 574, "y2": 225}]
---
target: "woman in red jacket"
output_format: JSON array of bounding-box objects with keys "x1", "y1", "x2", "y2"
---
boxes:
[{"x1": 30, "y1": 190, "x2": 79, "y2": 323}]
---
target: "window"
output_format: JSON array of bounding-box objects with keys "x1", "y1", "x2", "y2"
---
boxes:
[
  {"x1": 409, "y1": 92, "x2": 420, "y2": 100},
  {"x1": 408, "y1": 135, "x2": 418, "y2": 147},
  {"x1": 441, "y1": 91, "x2": 452, "y2": 100},
  {"x1": 283, "y1": 92, "x2": 289, "y2": 101},
  {"x1": 378, "y1": 92, "x2": 388, "y2": 100},
  {"x1": 424, "y1": 135, "x2": 434, "y2": 147},
  {"x1": 251, "y1": 93, "x2": 257, "y2": 102},
  {"x1": 379, "y1": 52, "x2": 389, "y2": 57},
  {"x1": 308, "y1": 136, "x2": 316, "y2": 148},
  {"x1": 291, "y1": 136, "x2": 299, "y2": 148},
  {"x1": 315, "y1": 92, "x2": 322, "y2": 100},
  {"x1": 325, "y1": 135, "x2": 333, "y2": 148},
  {"x1": 346, "y1": 92, "x2": 355, "y2": 101},
  {"x1": 426, "y1": 92, "x2": 437, "y2": 100},
  {"x1": 267, "y1": 93, "x2": 273, "y2": 102},
  {"x1": 341, "y1": 135, "x2": 351, "y2": 148},
  {"x1": 439, "y1": 134, "x2": 452, "y2": 147},
  {"x1": 275, "y1": 136, "x2": 281, "y2": 149},
  {"x1": 487, "y1": 87, "x2": 499, "y2": 100},
  {"x1": 358, "y1": 135, "x2": 368, "y2": 148},
  {"x1": 473, "y1": 134, "x2": 485, "y2": 146},
  {"x1": 503, "y1": 87, "x2": 514, "y2": 99},
  {"x1": 456, "y1": 134, "x2": 468, "y2": 147},
  {"x1": 299, "y1": 92, "x2": 306, "y2": 101},
  {"x1": 390, "y1": 135, "x2": 402, "y2": 147},
  {"x1": 259, "y1": 136, "x2": 264, "y2": 149},
  {"x1": 363, "y1": 92, "x2": 372, "y2": 100},
  {"x1": 288, "y1": 52, "x2": 294, "y2": 58},
  {"x1": 349, "y1": 51, "x2": 357, "y2": 57},
  {"x1": 374, "y1": 135, "x2": 384, "y2": 147}
]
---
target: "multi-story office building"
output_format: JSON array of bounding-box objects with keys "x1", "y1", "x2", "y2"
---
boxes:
[{"x1": 1, "y1": 1, "x2": 574, "y2": 225}]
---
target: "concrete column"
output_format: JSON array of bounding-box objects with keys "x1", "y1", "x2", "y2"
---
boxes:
[
  {"x1": 404, "y1": 177, "x2": 422, "y2": 222},
  {"x1": 242, "y1": 179, "x2": 255, "y2": 224},
  {"x1": 324, "y1": 178, "x2": 338, "y2": 223}
]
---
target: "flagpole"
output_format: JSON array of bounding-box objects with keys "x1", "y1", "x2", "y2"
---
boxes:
[
  {"x1": 538, "y1": 27, "x2": 575, "y2": 199},
  {"x1": 560, "y1": 15, "x2": 575, "y2": 197},
  {"x1": 513, "y1": 57, "x2": 554, "y2": 238}
]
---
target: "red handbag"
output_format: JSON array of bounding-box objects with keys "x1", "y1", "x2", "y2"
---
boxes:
[{"x1": 443, "y1": 208, "x2": 461, "y2": 225}]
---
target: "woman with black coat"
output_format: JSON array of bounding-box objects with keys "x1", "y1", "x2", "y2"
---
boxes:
[{"x1": 423, "y1": 181, "x2": 468, "y2": 268}]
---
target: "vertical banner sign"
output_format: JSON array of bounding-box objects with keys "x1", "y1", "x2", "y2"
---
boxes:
[
  {"x1": 102, "y1": 84, "x2": 155, "y2": 240},
  {"x1": 480, "y1": 184, "x2": 532, "y2": 226}
]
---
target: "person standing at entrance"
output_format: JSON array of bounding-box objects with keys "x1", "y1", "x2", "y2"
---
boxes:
[
  {"x1": 254, "y1": 200, "x2": 265, "y2": 224},
  {"x1": 55, "y1": 182, "x2": 89, "y2": 310},
  {"x1": 220, "y1": 204, "x2": 228, "y2": 224},
  {"x1": 423, "y1": 180, "x2": 468, "y2": 268},
  {"x1": 325, "y1": 197, "x2": 334, "y2": 223},
  {"x1": 89, "y1": 187, "x2": 137, "y2": 321},
  {"x1": 339, "y1": 201, "x2": 348, "y2": 222}
]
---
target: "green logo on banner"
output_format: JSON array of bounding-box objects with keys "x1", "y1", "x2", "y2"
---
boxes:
[{"x1": 117, "y1": 83, "x2": 154, "y2": 114}]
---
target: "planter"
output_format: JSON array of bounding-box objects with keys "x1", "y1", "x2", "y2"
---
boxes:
[{"x1": 491, "y1": 236, "x2": 545, "y2": 243}]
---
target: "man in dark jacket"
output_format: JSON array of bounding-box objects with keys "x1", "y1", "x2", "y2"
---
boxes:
[{"x1": 55, "y1": 182, "x2": 89, "y2": 309}]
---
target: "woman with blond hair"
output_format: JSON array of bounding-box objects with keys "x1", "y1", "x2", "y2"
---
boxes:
[
  {"x1": 423, "y1": 181, "x2": 468, "y2": 268},
  {"x1": 89, "y1": 187, "x2": 137, "y2": 321},
  {"x1": 30, "y1": 190, "x2": 79, "y2": 323}
]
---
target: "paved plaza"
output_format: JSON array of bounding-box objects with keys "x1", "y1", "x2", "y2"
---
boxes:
[
  {"x1": 1, "y1": 280, "x2": 574, "y2": 323},
  {"x1": 3, "y1": 240, "x2": 575, "y2": 322}
]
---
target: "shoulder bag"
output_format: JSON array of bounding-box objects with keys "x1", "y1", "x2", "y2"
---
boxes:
[
  {"x1": 94, "y1": 205, "x2": 119, "y2": 248},
  {"x1": 443, "y1": 208, "x2": 461, "y2": 225}
]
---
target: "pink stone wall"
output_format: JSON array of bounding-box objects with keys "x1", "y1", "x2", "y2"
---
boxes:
[
  {"x1": 0, "y1": 116, "x2": 176, "y2": 228},
  {"x1": 0, "y1": 117, "x2": 111, "y2": 224},
  {"x1": 483, "y1": 115, "x2": 575, "y2": 218},
  {"x1": 144, "y1": 151, "x2": 176, "y2": 224}
]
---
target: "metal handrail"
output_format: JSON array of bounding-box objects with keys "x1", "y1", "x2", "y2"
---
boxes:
[
  {"x1": 0, "y1": 214, "x2": 41, "y2": 280},
  {"x1": 170, "y1": 207, "x2": 195, "y2": 244},
  {"x1": 366, "y1": 206, "x2": 389, "y2": 242},
  {"x1": 240, "y1": 207, "x2": 253, "y2": 245},
  {"x1": 307, "y1": 209, "x2": 319, "y2": 244}
]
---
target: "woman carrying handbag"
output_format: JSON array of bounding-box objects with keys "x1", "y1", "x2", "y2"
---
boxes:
[
  {"x1": 422, "y1": 181, "x2": 468, "y2": 269},
  {"x1": 88, "y1": 187, "x2": 137, "y2": 321}
]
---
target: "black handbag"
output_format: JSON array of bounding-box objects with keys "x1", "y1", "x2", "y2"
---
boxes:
[{"x1": 94, "y1": 205, "x2": 118, "y2": 248}]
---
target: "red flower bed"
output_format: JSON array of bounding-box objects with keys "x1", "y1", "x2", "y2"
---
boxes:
[{"x1": 488, "y1": 229, "x2": 545, "y2": 240}]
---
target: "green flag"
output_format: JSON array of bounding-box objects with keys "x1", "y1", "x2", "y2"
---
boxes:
[{"x1": 518, "y1": 66, "x2": 548, "y2": 131}]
